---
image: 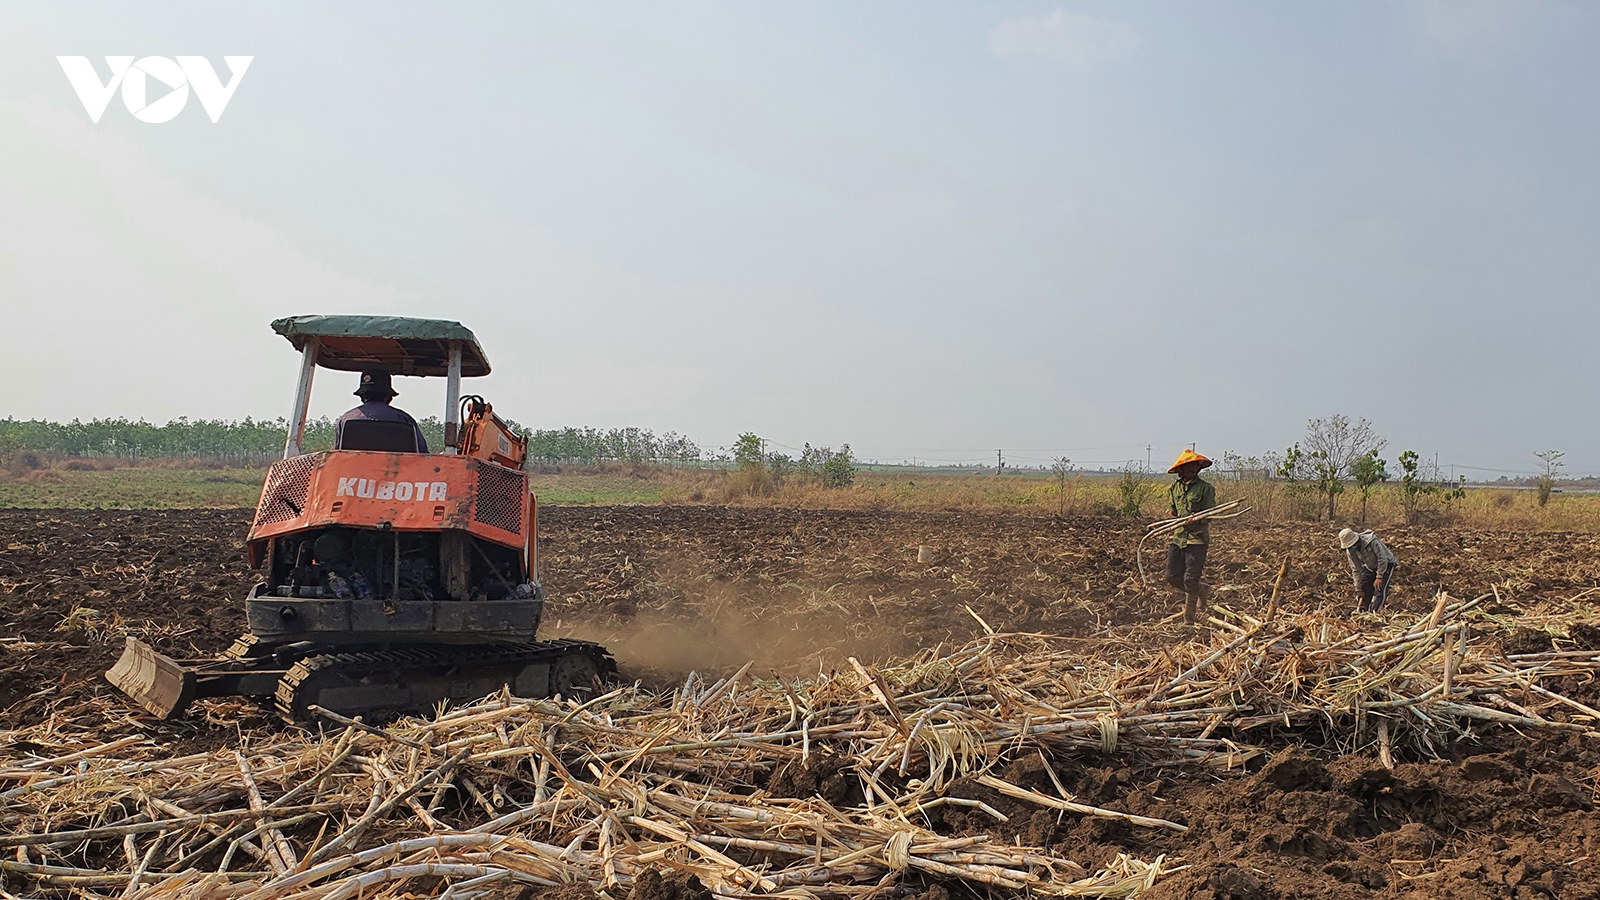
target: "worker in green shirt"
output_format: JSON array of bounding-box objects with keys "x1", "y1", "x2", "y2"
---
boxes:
[{"x1": 1165, "y1": 449, "x2": 1217, "y2": 624}]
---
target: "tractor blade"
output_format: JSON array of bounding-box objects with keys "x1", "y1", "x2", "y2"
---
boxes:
[{"x1": 106, "y1": 638, "x2": 196, "y2": 719}]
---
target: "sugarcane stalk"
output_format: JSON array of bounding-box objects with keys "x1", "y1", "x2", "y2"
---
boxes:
[{"x1": 974, "y1": 775, "x2": 1187, "y2": 832}]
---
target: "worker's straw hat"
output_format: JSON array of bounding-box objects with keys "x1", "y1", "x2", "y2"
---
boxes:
[
  {"x1": 1167, "y1": 449, "x2": 1212, "y2": 474},
  {"x1": 356, "y1": 371, "x2": 398, "y2": 399},
  {"x1": 1338, "y1": 528, "x2": 1360, "y2": 550}
]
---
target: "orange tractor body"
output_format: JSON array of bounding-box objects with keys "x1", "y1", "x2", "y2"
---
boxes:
[
  {"x1": 107, "y1": 315, "x2": 612, "y2": 721},
  {"x1": 246, "y1": 451, "x2": 534, "y2": 565}
]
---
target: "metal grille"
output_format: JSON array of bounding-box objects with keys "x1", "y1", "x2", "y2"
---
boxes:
[
  {"x1": 254, "y1": 455, "x2": 316, "y2": 527},
  {"x1": 474, "y1": 465, "x2": 525, "y2": 534}
]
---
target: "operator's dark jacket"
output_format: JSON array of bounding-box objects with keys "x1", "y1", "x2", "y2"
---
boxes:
[{"x1": 334, "y1": 401, "x2": 429, "y2": 453}]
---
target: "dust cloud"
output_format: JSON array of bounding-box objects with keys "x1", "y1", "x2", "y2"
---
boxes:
[{"x1": 545, "y1": 603, "x2": 939, "y2": 685}]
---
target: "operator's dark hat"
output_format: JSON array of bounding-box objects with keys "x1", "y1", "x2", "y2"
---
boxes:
[{"x1": 355, "y1": 371, "x2": 398, "y2": 399}]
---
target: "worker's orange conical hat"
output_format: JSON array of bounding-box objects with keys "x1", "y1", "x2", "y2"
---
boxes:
[{"x1": 1167, "y1": 449, "x2": 1212, "y2": 474}]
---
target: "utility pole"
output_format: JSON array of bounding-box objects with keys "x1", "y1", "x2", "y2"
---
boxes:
[
  {"x1": 1146, "y1": 445, "x2": 1151, "y2": 472},
  {"x1": 996, "y1": 449, "x2": 1004, "y2": 475}
]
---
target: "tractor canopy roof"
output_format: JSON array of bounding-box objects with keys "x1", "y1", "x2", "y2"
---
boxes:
[{"x1": 271, "y1": 315, "x2": 491, "y2": 377}]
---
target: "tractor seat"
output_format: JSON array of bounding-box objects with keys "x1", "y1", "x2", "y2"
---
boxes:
[{"x1": 337, "y1": 419, "x2": 424, "y2": 453}]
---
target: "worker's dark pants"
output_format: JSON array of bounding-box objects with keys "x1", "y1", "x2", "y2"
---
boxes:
[
  {"x1": 1166, "y1": 543, "x2": 1207, "y2": 596},
  {"x1": 1356, "y1": 563, "x2": 1397, "y2": 613}
]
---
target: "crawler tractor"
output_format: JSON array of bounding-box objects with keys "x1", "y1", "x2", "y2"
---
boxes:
[{"x1": 107, "y1": 315, "x2": 615, "y2": 721}]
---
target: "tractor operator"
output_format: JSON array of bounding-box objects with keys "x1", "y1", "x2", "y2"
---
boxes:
[
  {"x1": 334, "y1": 371, "x2": 429, "y2": 453},
  {"x1": 1166, "y1": 449, "x2": 1216, "y2": 625},
  {"x1": 1339, "y1": 528, "x2": 1398, "y2": 614}
]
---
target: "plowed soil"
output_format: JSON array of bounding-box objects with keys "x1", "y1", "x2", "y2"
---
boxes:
[{"x1": 2, "y1": 506, "x2": 1599, "y2": 899}]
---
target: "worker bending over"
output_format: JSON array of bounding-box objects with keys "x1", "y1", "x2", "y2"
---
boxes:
[
  {"x1": 1339, "y1": 528, "x2": 1398, "y2": 613},
  {"x1": 1166, "y1": 449, "x2": 1216, "y2": 625}
]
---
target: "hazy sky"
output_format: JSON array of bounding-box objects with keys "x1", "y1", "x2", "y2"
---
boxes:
[{"x1": 2, "y1": 2, "x2": 1596, "y2": 475}]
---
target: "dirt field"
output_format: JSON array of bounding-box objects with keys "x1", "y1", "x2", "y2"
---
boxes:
[{"x1": 2, "y1": 506, "x2": 1599, "y2": 898}]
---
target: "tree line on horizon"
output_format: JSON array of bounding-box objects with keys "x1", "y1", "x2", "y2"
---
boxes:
[
  {"x1": 0, "y1": 417, "x2": 703, "y2": 467},
  {"x1": 1206, "y1": 414, "x2": 1566, "y2": 524},
  {"x1": 0, "y1": 415, "x2": 1565, "y2": 520}
]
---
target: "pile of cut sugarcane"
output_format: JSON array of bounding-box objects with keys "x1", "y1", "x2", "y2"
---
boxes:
[{"x1": 3, "y1": 591, "x2": 1598, "y2": 900}]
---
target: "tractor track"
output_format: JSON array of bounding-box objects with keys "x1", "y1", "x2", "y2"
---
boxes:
[{"x1": 273, "y1": 638, "x2": 615, "y2": 721}]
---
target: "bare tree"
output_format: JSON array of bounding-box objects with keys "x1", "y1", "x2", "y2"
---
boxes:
[
  {"x1": 1534, "y1": 449, "x2": 1564, "y2": 507},
  {"x1": 1051, "y1": 456, "x2": 1075, "y2": 515},
  {"x1": 1292, "y1": 414, "x2": 1387, "y2": 520}
]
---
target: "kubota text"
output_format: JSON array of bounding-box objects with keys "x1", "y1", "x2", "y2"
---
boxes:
[{"x1": 336, "y1": 479, "x2": 449, "y2": 501}]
